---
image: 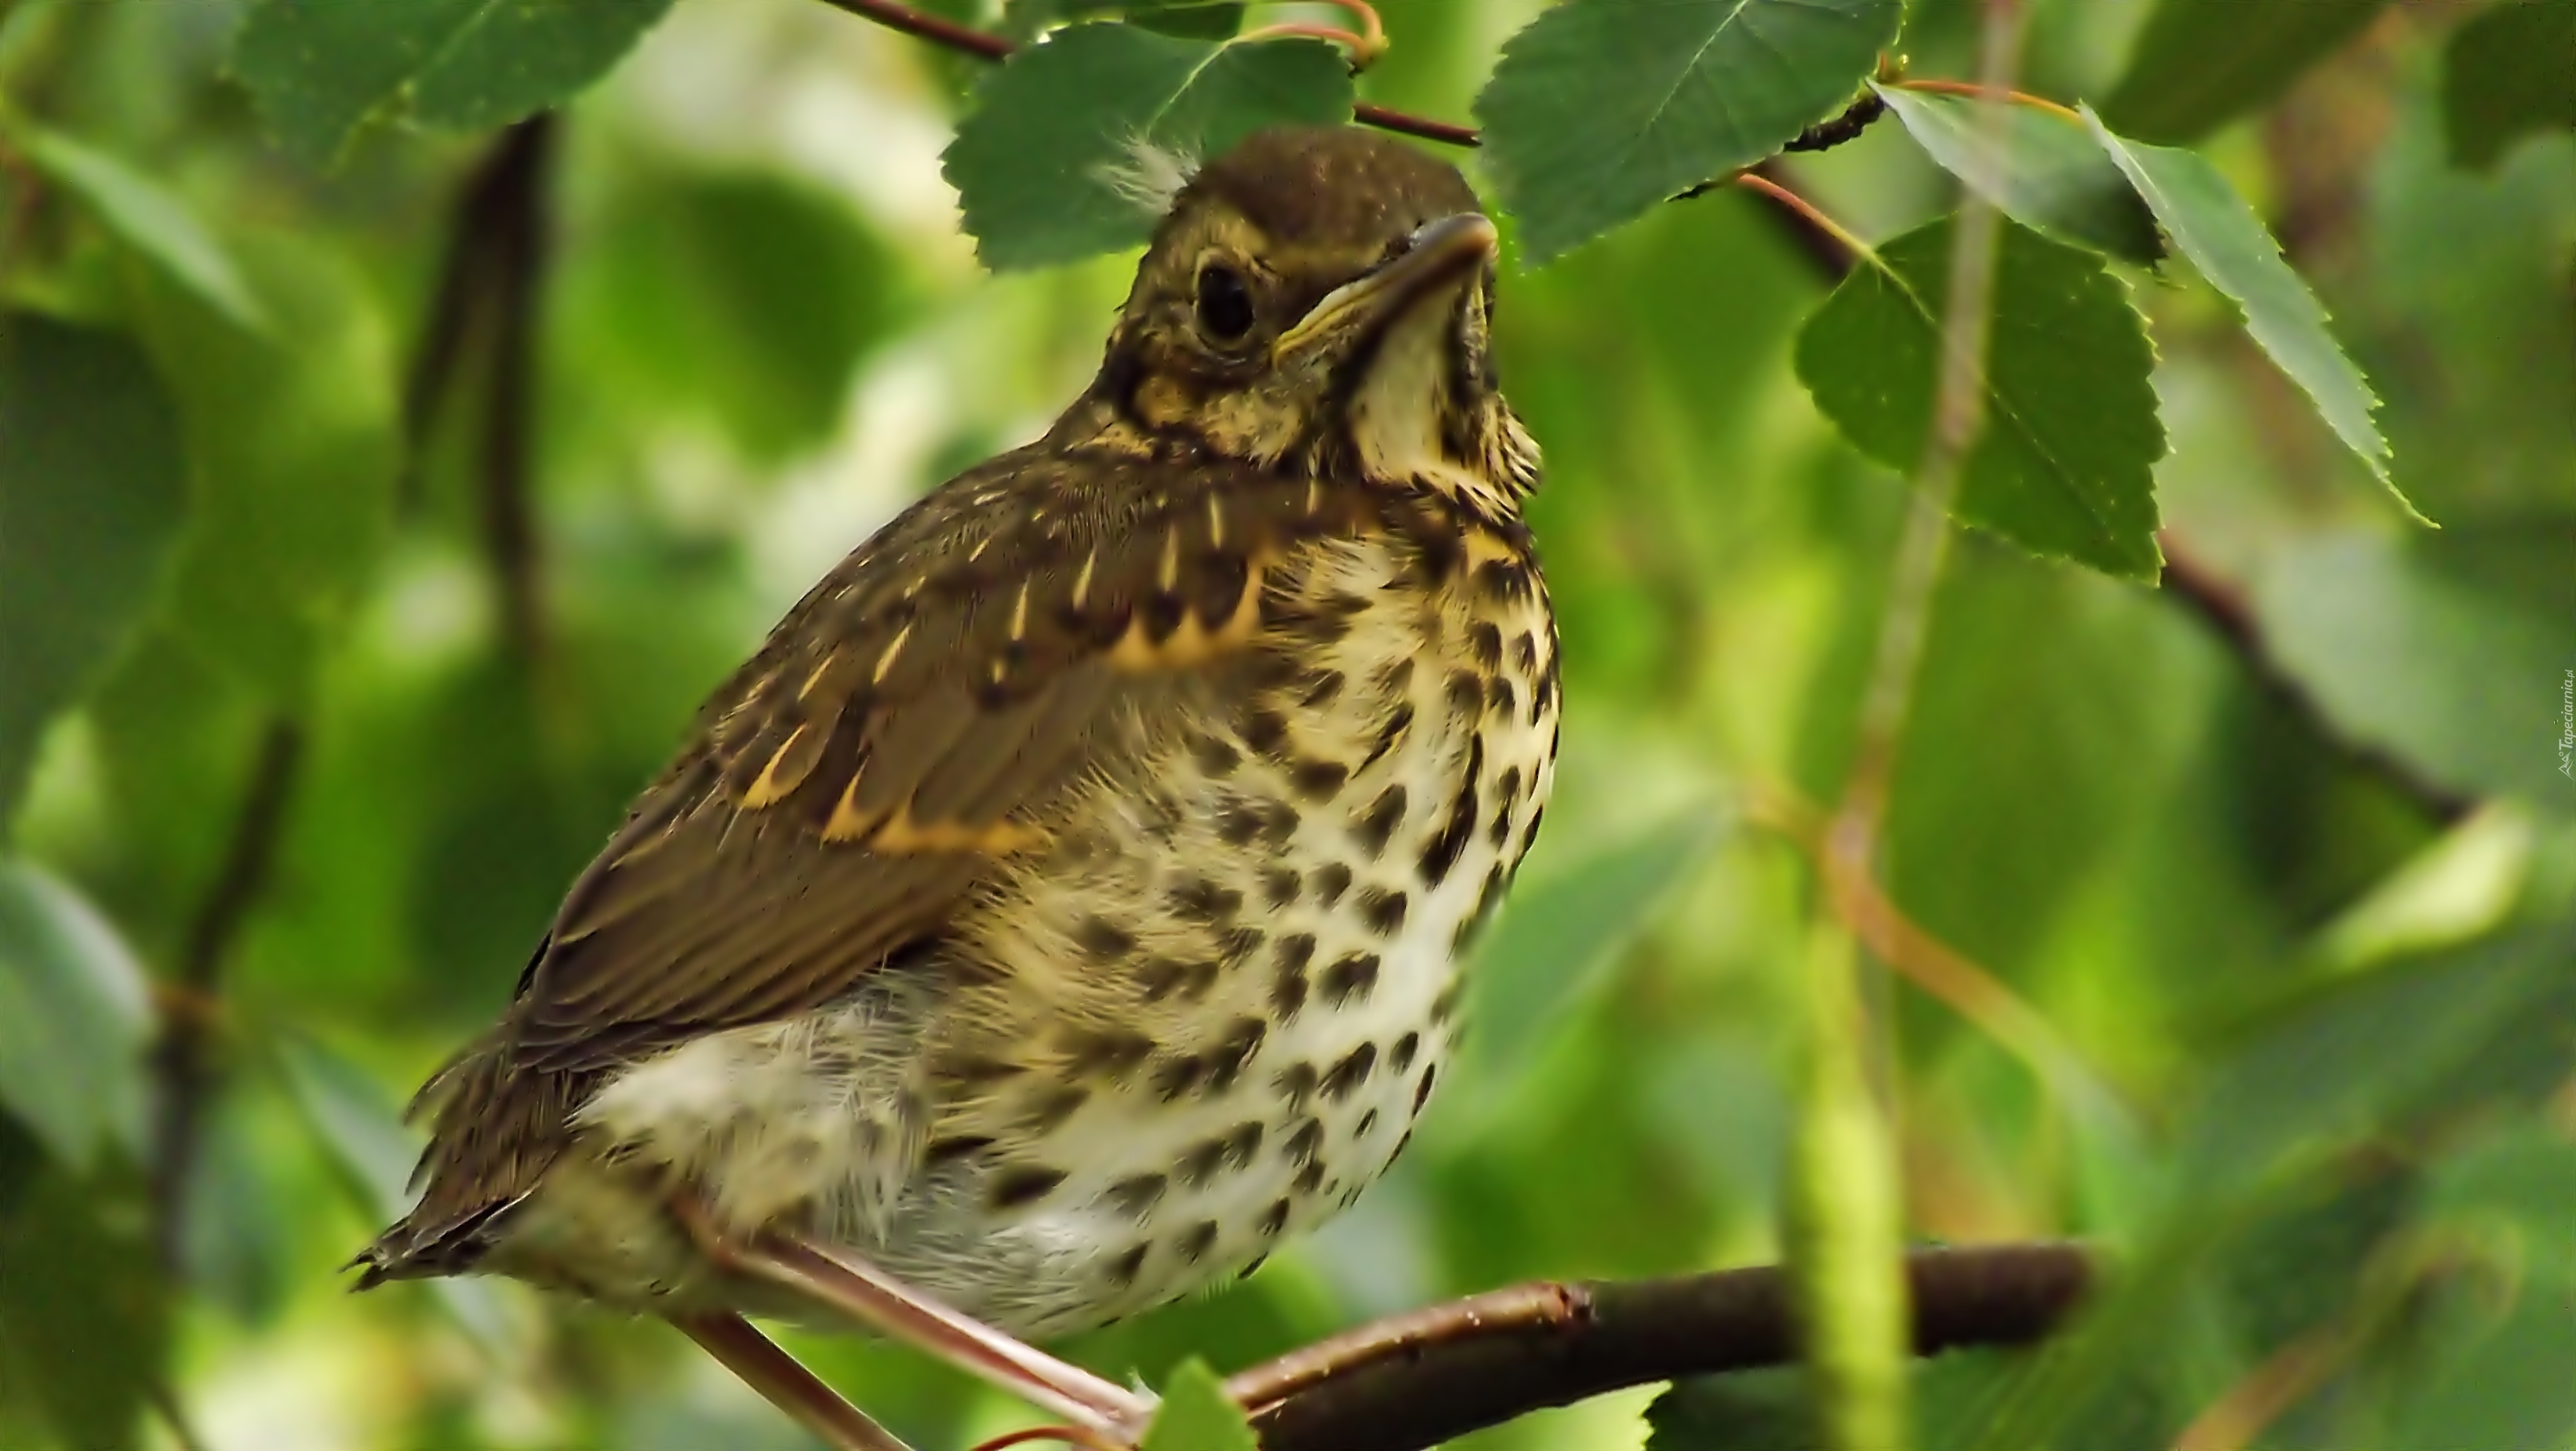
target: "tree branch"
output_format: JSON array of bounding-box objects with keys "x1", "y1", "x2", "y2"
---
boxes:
[
  {"x1": 1235, "y1": 1242, "x2": 2093, "y2": 1451},
  {"x1": 401, "y1": 117, "x2": 555, "y2": 665},
  {"x1": 809, "y1": 0, "x2": 1880, "y2": 163},
  {"x1": 148, "y1": 718, "x2": 302, "y2": 1275}
]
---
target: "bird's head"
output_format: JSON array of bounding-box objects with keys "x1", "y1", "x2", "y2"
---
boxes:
[{"x1": 1072, "y1": 125, "x2": 1538, "y2": 514}]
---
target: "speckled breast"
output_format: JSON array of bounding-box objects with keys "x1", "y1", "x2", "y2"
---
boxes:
[{"x1": 879, "y1": 509, "x2": 1558, "y2": 1336}]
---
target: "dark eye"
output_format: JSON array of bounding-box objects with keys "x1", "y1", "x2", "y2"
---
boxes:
[{"x1": 1193, "y1": 264, "x2": 1257, "y2": 344}]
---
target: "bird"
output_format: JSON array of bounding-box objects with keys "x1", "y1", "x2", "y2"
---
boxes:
[{"x1": 355, "y1": 123, "x2": 1559, "y2": 1450}]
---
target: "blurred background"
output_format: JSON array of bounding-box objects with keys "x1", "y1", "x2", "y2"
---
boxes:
[{"x1": 1, "y1": 1, "x2": 2571, "y2": 1448}]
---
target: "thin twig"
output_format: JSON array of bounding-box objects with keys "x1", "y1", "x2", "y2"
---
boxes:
[
  {"x1": 1748, "y1": 785, "x2": 2126, "y2": 1120},
  {"x1": 1243, "y1": 1243, "x2": 2094, "y2": 1451},
  {"x1": 148, "y1": 718, "x2": 302, "y2": 1275},
  {"x1": 479, "y1": 118, "x2": 552, "y2": 667},
  {"x1": 1889, "y1": 77, "x2": 2085, "y2": 126}
]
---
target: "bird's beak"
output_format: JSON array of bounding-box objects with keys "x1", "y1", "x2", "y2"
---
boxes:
[{"x1": 1272, "y1": 213, "x2": 1498, "y2": 369}]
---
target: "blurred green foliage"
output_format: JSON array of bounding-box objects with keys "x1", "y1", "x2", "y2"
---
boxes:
[{"x1": 0, "y1": 0, "x2": 2571, "y2": 1448}]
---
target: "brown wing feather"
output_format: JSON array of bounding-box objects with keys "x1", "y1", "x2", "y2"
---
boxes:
[{"x1": 371, "y1": 447, "x2": 1385, "y2": 1269}]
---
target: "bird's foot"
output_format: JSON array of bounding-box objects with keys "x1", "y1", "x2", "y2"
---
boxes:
[{"x1": 669, "y1": 1193, "x2": 1155, "y2": 1443}]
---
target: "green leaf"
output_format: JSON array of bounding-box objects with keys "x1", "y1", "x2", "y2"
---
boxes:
[
  {"x1": 1794, "y1": 217, "x2": 2166, "y2": 579},
  {"x1": 2386, "y1": 1265, "x2": 2576, "y2": 1450},
  {"x1": 2255, "y1": 528, "x2": 2574, "y2": 806},
  {"x1": 2084, "y1": 107, "x2": 2421, "y2": 522},
  {"x1": 555, "y1": 169, "x2": 912, "y2": 462},
  {"x1": 944, "y1": 24, "x2": 1352, "y2": 269},
  {"x1": 1140, "y1": 1357, "x2": 1257, "y2": 1451},
  {"x1": 1872, "y1": 86, "x2": 2162, "y2": 266},
  {"x1": 2427, "y1": 1122, "x2": 2576, "y2": 1284},
  {"x1": 2179, "y1": 920, "x2": 2569, "y2": 1193},
  {"x1": 1647, "y1": 1351, "x2": 2034, "y2": 1451},
  {"x1": 1005, "y1": 0, "x2": 1247, "y2": 42},
  {"x1": 1460, "y1": 810, "x2": 1722, "y2": 1095},
  {"x1": 130, "y1": 234, "x2": 397, "y2": 705},
  {"x1": 229, "y1": 0, "x2": 676, "y2": 165},
  {"x1": 16, "y1": 130, "x2": 269, "y2": 332},
  {"x1": 0, "y1": 1167, "x2": 165, "y2": 1451},
  {"x1": 0, "y1": 312, "x2": 188, "y2": 825},
  {"x1": 0, "y1": 862, "x2": 150, "y2": 1173},
  {"x1": 2442, "y1": 0, "x2": 2576, "y2": 173},
  {"x1": 2097, "y1": 0, "x2": 2388, "y2": 145},
  {"x1": 1647, "y1": 1366, "x2": 1813, "y2": 1450},
  {"x1": 1475, "y1": 0, "x2": 1903, "y2": 262}
]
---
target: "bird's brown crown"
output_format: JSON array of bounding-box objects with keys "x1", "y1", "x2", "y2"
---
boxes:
[{"x1": 1068, "y1": 126, "x2": 1537, "y2": 514}]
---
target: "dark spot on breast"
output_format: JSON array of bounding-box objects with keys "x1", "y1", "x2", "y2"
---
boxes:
[
  {"x1": 1209, "y1": 1017, "x2": 1267, "y2": 1091},
  {"x1": 1391, "y1": 1031, "x2": 1421, "y2": 1073},
  {"x1": 1107, "y1": 1243, "x2": 1150, "y2": 1286},
  {"x1": 1354, "y1": 786, "x2": 1407, "y2": 856},
  {"x1": 935, "y1": 1052, "x2": 1027, "y2": 1084},
  {"x1": 1107, "y1": 1173, "x2": 1167, "y2": 1220},
  {"x1": 1024, "y1": 1084, "x2": 1087, "y2": 1133},
  {"x1": 1358, "y1": 888, "x2": 1408, "y2": 935},
  {"x1": 1138, "y1": 956, "x2": 1218, "y2": 1003},
  {"x1": 1485, "y1": 676, "x2": 1517, "y2": 718},
  {"x1": 1190, "y1": 734, "x2": 1242, "y2": 777},
  {"x1": 1272, "y1": 935, "x2": 1316, "y2": 1018},
  {"x1": 1412, "y1": 1063, "x2": 1440, "y2": 1116},
  {"x1": 1512, "y1": 631, "x2": 1539, "y2": 672},
  {"x1": 1283, "y1": 1116, "x2": 1324, "y2": 1166},
  {"x1": 1298, "y1": 670, "x2": 1346, "y2": 708},
  {"x1": 1472, "y1": 558, "x2": 1527, "y2": 602},
  {"x1": 1361, "y1": 703, "x2": 1415, "y2": 770},
  {"x1": 1311, "y1": 863, "x2": 1352, "y2": 905},
  {"x1": 1420, "y1": 735, "x2": 1485, "y2": 888},
  {"x1": 1261, "y1": 866, "x2": 1301, "y2": 907},
  {"x1": 1376, "y1": 657, "x2": 1415, "y2": 695},
  {"x1": 1356, "y1": 1108, "x2": 1380, "y2": 1137},
  {"x1": 1179, "y1": 1221, "x2": 1219, "y2": 1263},
  {"x1": 1293, "y1": 1160, "x2": 1326, "y2": 1195},
  {"x1": 1169, "y1": 876, "x2": 1243, "y2": 923},
  {"x1": 1323, "y1": 1043, "x2": 1379, "y2": 1101},
  {"x1": 1445, "y1": 669, "x2": 1481, "y2": 714},
  {"x1": 1217, "y1": 925, "x2": 1265, "y2": 966},
  {"x1": 1152, "y1": 1053, "x2": 1209, "y2": 1102},
  {"x1": 1275, "y1": 1061, "x2": 1319, "y2": 1112},
  {"x1": 1468, "y1": 621, "x2": 1503, "y2": 668},
  {"x1": 1518, "y1": 800, "x2": 1546, "y2": 857},
  {"x1": 1237, "y1": 1254, "x2": 1270, "y2": 1281},
  {"x1": 1242, "y1": 708, "x2": 1291, "y2": 758},
  {"x1": 1224, "y1": 1120, "x2": 1265, "y2": 1167},
  {"x1": 1260, "y1": 1199, "x2": 1292, "y2": 1238},
  {"x1": 1076, "y1": 916, "x2": 1138, "y2": 961},
  {"x1": 923, "y1": 1135, "x2": 996, "y2": 1168},
  {"x1": 1262, "y1": 800, "x2": 1301, "y2": 845},
  {"x1": 1216, "y1": 798, "x2": 1266, "y2": 845},
  {"x1": 1062, "y1": 1026, "x2": 1155, "y2": 1078},
  {"x1": 1179, "y1": 1136, "x2": 1230, "y2": 1187},
  {"x1": 1323, "y1": 952, "x2": 1381, "y2": 1006},
  {"x1": 1142, "y1": 592, "x2": 1187, "y2": 643},
  {"x1": 989, "y1": 1165, "x2": 1067, "y2": 1210},
  {"x1": 1292, "y1": 758, "x2": 1350, "y2": 800}
]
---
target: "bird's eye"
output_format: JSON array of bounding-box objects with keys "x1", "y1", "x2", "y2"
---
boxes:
[{"x1": 1193, "y1": 264, "x2": 1257, "y2": 344}]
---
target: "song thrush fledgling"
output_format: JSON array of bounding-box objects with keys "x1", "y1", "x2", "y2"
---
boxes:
[{"x1": 356, "y1": 125, "x2": 1557, "y2": 1448}]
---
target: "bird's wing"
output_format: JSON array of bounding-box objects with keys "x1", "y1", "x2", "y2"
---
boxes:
[{"x1": 498, "y1": 448, "x2": 1377, "y2": 1076}]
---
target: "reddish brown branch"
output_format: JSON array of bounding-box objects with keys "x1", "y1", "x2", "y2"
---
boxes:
[
  {"x1": 148, "y1": 718, "x2": 302, "y2": 1275},
  {"x1": 1239, "y1": 1242, "x2": 2093, "y2": 1451},
  {"x1": 2157, "y1": 532, "x2": 2468, "y2": 823},
  {"x1": 403, "y1": 118, "x2": 555, "y2": 663}
]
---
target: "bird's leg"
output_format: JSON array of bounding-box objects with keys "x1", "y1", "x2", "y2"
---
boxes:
[
  {"x1": 672, "y1": 1311, "x2": 916, "y2": 1451},
  {"x1": 672, "y1": 1196, "x2": 1156, "y2": 1442}
]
